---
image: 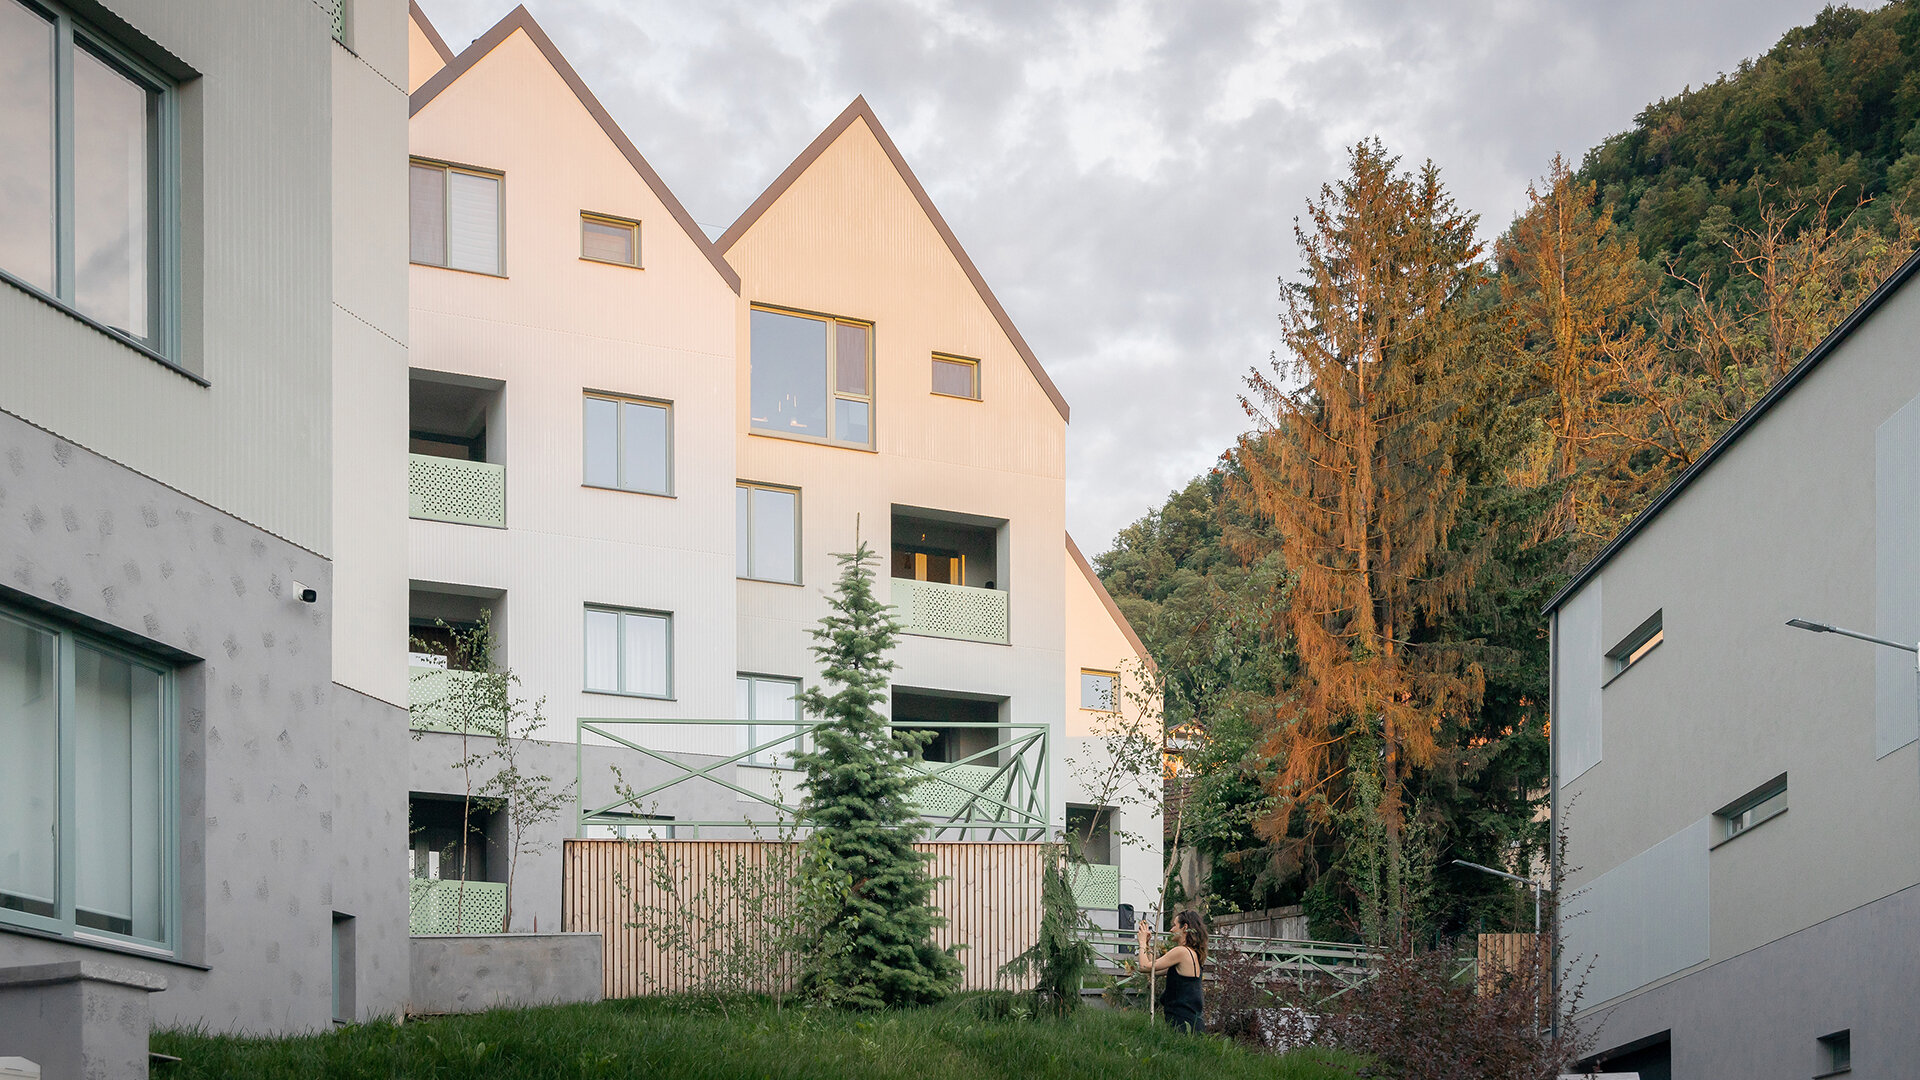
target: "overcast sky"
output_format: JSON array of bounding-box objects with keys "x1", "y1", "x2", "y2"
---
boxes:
[{"x1": 421, "y1": 0, "x2": 1835, "y2": 555}]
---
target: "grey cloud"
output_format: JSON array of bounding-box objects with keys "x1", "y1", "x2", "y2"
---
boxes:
[{"x1": 419, "y1": 0, "x2": 1828, "y2": 553}]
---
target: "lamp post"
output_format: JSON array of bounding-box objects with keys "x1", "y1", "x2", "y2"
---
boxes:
[
  {"x1": 1452, "y1": 858, "x2": 1541, "y2": 934},
  {"x1": 1786, "y1": 618, "x2": 1920, "y2": 789}
]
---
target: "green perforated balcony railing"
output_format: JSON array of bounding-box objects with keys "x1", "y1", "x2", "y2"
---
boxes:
[
  {"x1": 408, "y1": 665, "x2": 507, "y2": 735},
  {"x1": 1068, "y1": 863, "x2": 1120, "y2": 909},
  {"x1": 890, "y1": 579, "x2": 1009, "y2": 644},
  {"x1": 409, "y1": 878, "x2": 507, "y2": 934},
  {"x1": 409, "y1": 454, "x2": 506, "y2": 528}
]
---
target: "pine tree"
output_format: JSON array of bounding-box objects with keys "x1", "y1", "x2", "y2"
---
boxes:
[
  {"x1": 1236, "y1": 140, "x2": 1489, "y2": 871},
  {"x1": 793, "y1": 541, "x2": 961, "y2": 1008}
]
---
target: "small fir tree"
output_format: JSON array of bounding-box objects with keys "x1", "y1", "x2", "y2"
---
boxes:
[{"x1": 793, "y1": 541, "x2": 961, "y2": 1008}]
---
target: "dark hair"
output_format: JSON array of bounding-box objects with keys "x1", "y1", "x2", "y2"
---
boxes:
[{"x1": 1176, "y1": 909, "x2": 1207, "y2": 968}]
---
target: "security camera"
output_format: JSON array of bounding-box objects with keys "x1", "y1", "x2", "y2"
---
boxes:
[{"x1": 293, "y1": 581, "x2": 318, "y2": 604}]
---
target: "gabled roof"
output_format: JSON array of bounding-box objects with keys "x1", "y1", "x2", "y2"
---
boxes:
[
  {"x1": 408, "y1": 5, "x2": 740, "y2": 294},
  {"x1": 1545, "y1": 246, "x2": 1920, "y2": 613},
  {"x1": 410, "y1": 1, "x2": 455, "y2": 66},
  {"x1": 719, "y1": 97, "x2": 1070, "y2": 422},
  {"x1": 1068, "y1": 532, "x2": 1154, "y2": 670}
]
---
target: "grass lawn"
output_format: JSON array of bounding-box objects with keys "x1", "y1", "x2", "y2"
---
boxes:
[{"x1": 152, "y1": 995, "x2": 1361, "y2": 1079}]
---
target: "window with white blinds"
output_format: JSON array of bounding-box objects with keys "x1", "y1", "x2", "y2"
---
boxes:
[
  {"x1": 584, "y1": 605, "x2": 671, "y2": 698},
  {"x1": 410, "y1": 159, "x2": 501, "y2": 275}
]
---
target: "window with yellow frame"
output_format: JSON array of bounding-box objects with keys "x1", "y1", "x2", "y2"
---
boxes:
[
  {"x1": 580, "y1": 212, "x2": 640, "y2": 267},
  {"x1": 749, "y1": 305, "x2": 874, "y2": 448},
  {"x1": 1080, "y1": 669, "x2": 1118, "y2": 711}
]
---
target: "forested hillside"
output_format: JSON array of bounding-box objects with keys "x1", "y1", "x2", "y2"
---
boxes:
[{"x1": 1101, "y1": 1, "x2": 1920, "y2": 939}]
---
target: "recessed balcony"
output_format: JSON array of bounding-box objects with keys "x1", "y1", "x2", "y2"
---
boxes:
[
  {"x1": 891, "y1": 507, "x2": 1007, "y2": 644},
  {"x1": 410, "y1": 370, "x2": 505, "y2": 528}
]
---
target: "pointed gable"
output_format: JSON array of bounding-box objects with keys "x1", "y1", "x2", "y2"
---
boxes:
[
  {"x1": 407, "y1": 2, "x2": 454, "y2": 93},
  {"x1": 1067, "y1": 533, "x2": 1153, "y2": 669},
  {"x1": 410, "y1": 6, "x2": 739, "y2": 294},
  {"x1": 721, "y1": 98, "x2": 1068, "y2": 421}
]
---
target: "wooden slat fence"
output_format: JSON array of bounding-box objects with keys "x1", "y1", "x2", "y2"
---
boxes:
[
  {"x1": 1476, "y1": 932, "x2": 1542, "y2": 994},
  {"x1": 563, "y1": 839, "x2": 1045, "y2": 998}
]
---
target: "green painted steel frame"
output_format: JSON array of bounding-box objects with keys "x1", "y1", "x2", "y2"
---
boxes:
[
  {"x1": 0, "y1": 601, "x2": 179, "y2": 955},
  {"x1": 10, "y1": 0, "x2": 184, "y2": 369},
  {"x1": 575, "y1": 717, "x2": 1049, "y2": 840}
]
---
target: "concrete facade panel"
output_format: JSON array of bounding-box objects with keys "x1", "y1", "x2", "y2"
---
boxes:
[
  {"x1": 1874, "y1": 391, "x2": 1920, "y2": 757},
  {"x1": 1563, "y1": 817, "x2": 1709, "y2": 1008},
  {"x1": 1555, "y1": 578, "x2": 1603, "y2": 787}
]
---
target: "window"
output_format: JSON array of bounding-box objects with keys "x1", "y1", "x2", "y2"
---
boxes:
[
  {"x1": 580, "y1": 213, "x2": 639, "y2": 267},
  {"x1": 1081, "y1": 670, "x2": 1117, "y2": 712},
  {"x1": 1817, "y1": 1030, "x2": 1850, "y2": 1076},
  {"x1": 1715, "y1": 774, "x2": 1787, "y2": 844},
  {"x1": 0, "y1": 0, "x2": 176, "y2": 356},
  {"x1": 410, "y1": 158, "x2": 502, "y2": 275},
  {"x1": 737, "y1": 674, "x2": 801, "y2": 767},
  {"x1": 583, "y1": 606, "x2": 671, "y2": 698},
  {"x1": 331, "y1": 913, "x2": 355, "y2": 1024},
  {"x1": 584, "y1": 393, "x2": 670, "y2": 495},
  {"x1": 0, "y1": 605, "x2": 174, "y2": 951},
  {"x1": 737, "y1": 482, "x2": 800, "y2": 584},
  {"x1": 1605, "y1": 610, "x2": 1663, "y2": 681},
  {"x1": 931, "y1": 354, "x2": 979, "y2": 400},
  {"x1": 749, "y1": 306, "x2": 873, "y2": 447}
]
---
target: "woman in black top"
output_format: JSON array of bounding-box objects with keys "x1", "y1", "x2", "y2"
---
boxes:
[{"x1": 1146, "y1": 910, "x2": 1208, "y2": 1033}]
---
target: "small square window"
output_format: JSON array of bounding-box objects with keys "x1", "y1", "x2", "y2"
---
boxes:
[
  {"x1": 1081, "y1": 670, "x2": 1117, "y2": 711},
  {"x1": 932, "y1": 354, "x2": 980, "y2": 400},
  {"x1": 1604, "y1": 610, "x2": 1663, "y2": 682},
  {"x1": 583, "y1": 393, "x2": 670, "y2": 495},
  {"x1": 1715, "y1": 774, "x2": 1787, "y2": 844},
  {"x1": 1817, "y1": 1029, "x2": 1850, "y2": 1075},
  {"x1": 584, "y1": 605, "x2": 671, "y2": 698},
  {"x1": 581, "y1": 213, "x2": 639, "y2": 267}
]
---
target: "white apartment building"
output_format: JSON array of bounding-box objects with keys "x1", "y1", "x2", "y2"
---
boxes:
[{"x1": 402, "y1": 4, "x2": 1161, "y2": 938}]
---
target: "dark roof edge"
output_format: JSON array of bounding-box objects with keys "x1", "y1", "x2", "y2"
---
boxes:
[
  {"x1": 407, "y1": 5, "x2": 741, "y2": 294},
  {"x1": 1544, "y1": 246, "x2": 1920, "y2": 613},
  {"x1": 1067, "y1": 532, "x2": 1156, "y2": 673},
  {"x1": 718, "y1": 96, "x2": 1070, "y2": 422},
  {"x1": 410, "y1": 1, "x2": 456, "y2": 65}
]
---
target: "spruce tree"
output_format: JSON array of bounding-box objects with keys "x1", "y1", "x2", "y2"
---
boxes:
[{"x1": 793, "y1": 541, "x2": 961, "y2": 1008}]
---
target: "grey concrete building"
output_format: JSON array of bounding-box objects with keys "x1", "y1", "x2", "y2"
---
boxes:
[
  {"x1": 1549, "y1": 254, "x2": 1920, "y2": 1078},
  {"x1": 0, "y1": 0, "x2": 411, "y2": 1033}
]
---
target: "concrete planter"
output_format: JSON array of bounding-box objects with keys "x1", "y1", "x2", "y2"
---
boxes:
[{"x1": 409, "y1": 933, "x2": 602, "y2": 1015}]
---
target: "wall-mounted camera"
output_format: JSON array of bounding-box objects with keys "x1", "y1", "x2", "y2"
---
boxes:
[{"x1": 293, "y1": 581, "x2": 318, "y2": 604}]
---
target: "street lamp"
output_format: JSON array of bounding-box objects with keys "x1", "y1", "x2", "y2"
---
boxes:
[
  {"x1": 1453, "y1": 859, "x2": 1542, "y2": 934},
  {"x1": 1786, "y1": 618, "x2": 1920, "y2": 789}
]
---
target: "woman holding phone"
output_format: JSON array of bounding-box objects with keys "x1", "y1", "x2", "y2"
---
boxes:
[{"x1": 1139, "y1": 910, "x2": 1208, "y2": 1033}]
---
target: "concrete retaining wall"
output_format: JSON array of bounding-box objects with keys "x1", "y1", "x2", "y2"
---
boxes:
[{"x1": 408, "y1": 933, "x2": 601, "y2": 1015}]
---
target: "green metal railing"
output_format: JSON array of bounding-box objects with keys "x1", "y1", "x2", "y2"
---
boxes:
[
  {"x1": 576, "y1": 717, "x2": 1048, "y2": 840},
  {"x1": 409, "y1": 453, "x2": 506, "y2": 528},
  {"x1": 409, "y1": 878, "x2": 507, "y2": 935},
  {"x1": 1068, "y1": 864, "x2": 1121, "y2": 909},
  {"x1": 1078, "y1": 927, "x2": 1383, "y2": 998},
  {"x1": 890, "y1": 579, "x2": 1010, "y2": 644},
  {"x1": 408, "y1": 665, "x2": 505, "y2": 734}
]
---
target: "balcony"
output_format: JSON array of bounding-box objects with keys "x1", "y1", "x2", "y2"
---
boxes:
[
  {"x1": 409, "y1": 454, "x2": 506, "y2": 528},
  {"x1": 891, "y1": 578, "x2": 1009, "y2": 644}
]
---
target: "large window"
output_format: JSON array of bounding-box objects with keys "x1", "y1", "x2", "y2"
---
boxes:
[
  {"x1": 737, "y1": 675, "x2": 801, "y2": 767},
  {"x1": 583, "y1": 605, "x2": 671, "y2": 698},
  {"x1": 0, "y1": 606, "x2": 174, "y2": 951},
  {"x1": 410, "y1": 158, "x2": 502, "y2": 275},
  {"x1": 749, "y1": 307, "x2": 873, "y2": 448},
  {"x1": 736, "y1": 482, "x2": 799, "y2": 584},
  {"x1": 0, "y1": 0, "x2": 174, "y2": 355},
  {"x1": 584, "y1": 393, "x2": 670, "y2": 495}
]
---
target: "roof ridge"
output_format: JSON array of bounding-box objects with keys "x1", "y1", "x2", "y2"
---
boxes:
[
  {"x1": 408, "y1": 5, "x2": 740, "y2": 294},
  {"x1": 409, "y1": 1, "x2": 455, "y2": 66},
  {"x1": 719, "y1": 96, "x2": 1069, "y2": 421}
]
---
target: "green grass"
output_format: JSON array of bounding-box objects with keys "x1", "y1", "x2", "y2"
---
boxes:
[{"x1": 152, "y1": 996, "x2": 1362, "y2": 1080}]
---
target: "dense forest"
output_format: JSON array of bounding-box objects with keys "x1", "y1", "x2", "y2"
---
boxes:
[{"x1": 1099, "y1": 1, "x2": 1920, "y2": 941}]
